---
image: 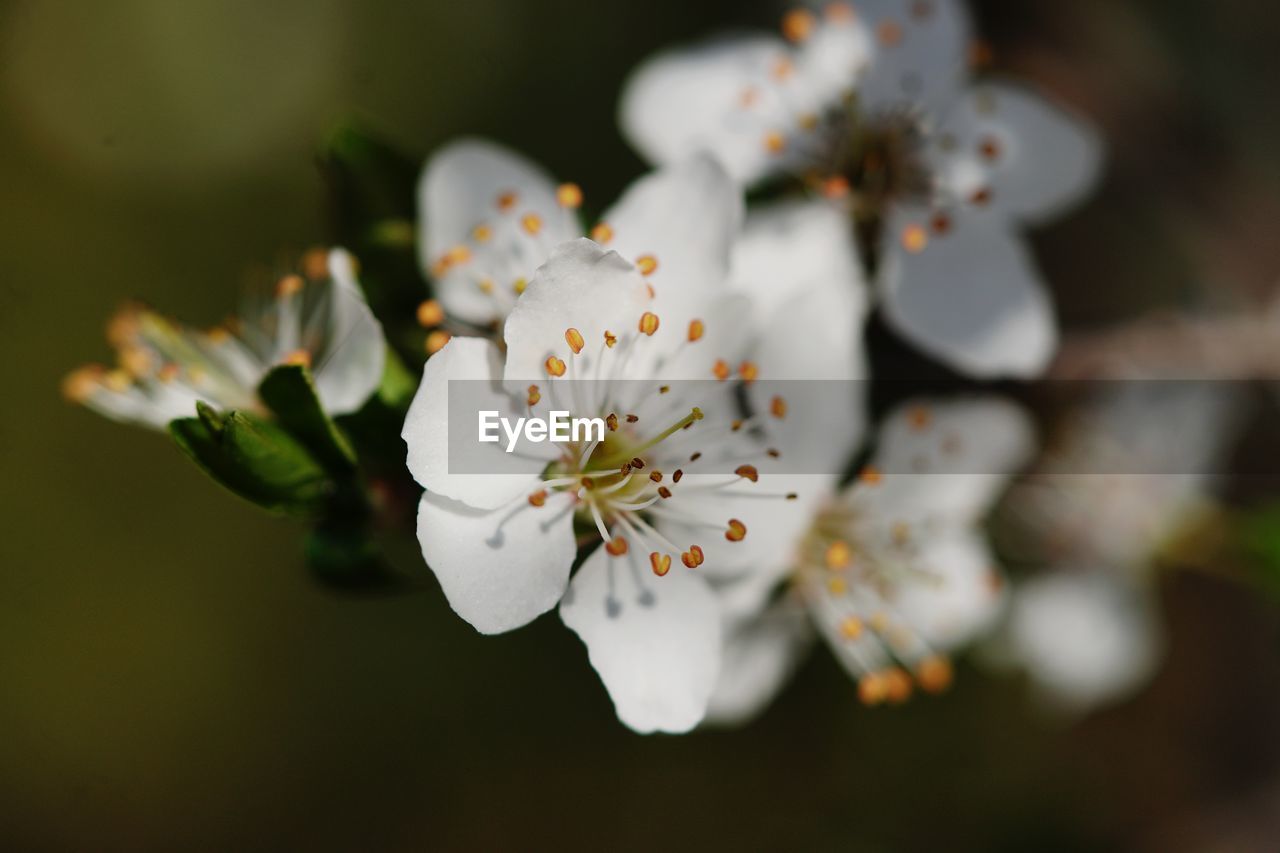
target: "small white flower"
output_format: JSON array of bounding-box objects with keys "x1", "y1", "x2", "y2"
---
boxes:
[
  {"x1": 417, "y1": 139, "x2": 742, "y2": 333},
  {"x1": 64, "y1": 248, "x2": 386, "y2": 428},
  {"x1": 993, "y1": 384, "x2": 1241, "y2": 711},
  {"x1": 708, "y1": 397, "x2": 1033, "y2": 724},
  {"x1": 401, "y1": 157, "x2": 874, "y2": 730},
  {"x1": 619, "y1": 0, "x2": 1102, "y2": 378}
]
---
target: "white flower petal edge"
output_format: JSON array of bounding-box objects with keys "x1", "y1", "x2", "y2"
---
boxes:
[
  {"x1": 312, "y1": 248, "x2": 387, "y2": 416},
  {"x1": 560, "y1": 544, "x2": 723, "y2": 734},
  {"x1": 417, "y1": 489, "x2": 577, "y2": 635},
  {"x1": 1007, "y1": 570, "x2": 1161, "y2": 712},
  {"x1": 402, "y1": 336, "x2": 550, "y2": 510},
  {"x1": 879, "y1": 211, "x2": 1057, "y2": 378}
]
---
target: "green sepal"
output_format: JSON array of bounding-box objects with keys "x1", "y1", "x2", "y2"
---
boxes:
[
  {"x1": 257, "y1": 364, "x2": 357, "y2": 473},
  {"x1": 376, "y1": 344, "x2": 417, "y2": 410},
  {"x1": 305, "y1": 522, "x2": 406, "y2": 591},
  {"x1": 1236, "y1": 503, "x2": 1280, "y2": 597},
  {"x1": 168, "y1": 406, "x2": 331, "y2": 515}
]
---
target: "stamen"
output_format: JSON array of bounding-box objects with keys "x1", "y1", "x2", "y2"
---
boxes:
[
  {"x1": 739, "y1": 361, "x2": 759, "y2": 384},
  {"x1": 908, "y1": 406, "x2": 931, "y2": 430},
  {"x1": 725, "y1": 519, "x2": 747, "y2": 542},
  {"x1": 565, "y1": 328, "x2": 585, "y2": 355},
  {"x1": 606, "y1": 413, "x2": 618, "y2": 431},
  {"x1": 839, "y1": 616, "x2": 863, "y2": 639},
  {"x1": 771, "y1": 396, "x2": 788, "y2": 419},
  {"x1": 877, "y1": 20, "x2": 904, "y2": 47},
  {"x1": 636, "y1": 255, "x2": 659, "y2": 276},
  {"x1": 764, "y1": 131, "x2": 787, "y2": 155},
  {"x1": 528, "y1": 490, "x2": 548, "y2": 507},
  {"x1": 650, "y1": 552, "x2": 672, "y2": 577},
  {"x1": 527, "y1": 385, "x2": 541, "y2": 406},
  {"x1": 858, "y1": 673, "x2": 888, "y2": 706},
  {"x1": 826, "y1": 541, "x2": 852, "y2": 570},
  {"x1": 605, "y1": 536, "x2": 629, "y2": 556},
  {"x1": 978, "y1": 136, "x2": 1002, "y2": 161},
  {"x1": 825, "y1": 2, "x2": 856, "y2": 22},
  {"x1": 681, "y1": 545, "x2": 705, "y2": 568},
  {"x1": 859, "y1": 466, "x2": 883, "y2": 485},
  {"x1": 513, "y1": 278, "x2": 528, "y2": 295},
  {"x1": 591, "y1": 222, "x2": 614, "y2": 244},
  {"x1": 557, "y1": 183, "x2": 583, "y2": 208},
  {"x1": 497, "y1": 191, "x2": 518, "y2": 211},
  {"x1": 276, "y1": 274, "x2": 304, "y2": 298},
  {"x1": 688, "y1": 319, "x2": 705, "y2": 342},
  {"x1": 672, "y1": 469, "x2": 683, "y2": 483},
  {"x1": 916, "y1": 656, "x2": 954, "y2": 693},
  {"x1": 735, "y1": 465, "x2": 759, "y2": 483},
  {"x1": 713, "y1": 359, "x2": 731, "y2": 381},
  {"x1": 472, "y1": 224, "x2": 493, "y2": 242},
  {"x1": 417, "y1": 299, "x2": 445, "y2": 328},
  {"x1": 302, "y1": 248, "x2": 330, "y2": 280},
  {"x1": 638, "y1": 312, "x2": 660, "y2": 336},
  {"x1": 281, "y1": 349, "x2": 312, "y2": 368},
  {"x1": 545, "y1": 356, "x2": 567, "y2": 377},
  {"x1": 782, "y1": 9, "x2": 816, "y2": 42},
  {"x1": 426, "y1": 331, "x2": 451, "y2": 354},
  {"x1": 521, "y1": 213, "x2": 543, "y2": 235},
  {"x1": 901, "y1": 224, "x2": 928, "y2": 253},
  {"x1": 604, "y1": 330, "x2": 618, "y2": 348}
]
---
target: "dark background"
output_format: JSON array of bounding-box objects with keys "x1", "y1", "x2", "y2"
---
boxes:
[{"x1": 2, "y1": 1, "x2": 1279, "y2": 849}]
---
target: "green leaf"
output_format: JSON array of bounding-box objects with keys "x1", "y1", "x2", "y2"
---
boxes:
[
  {"x1": 376, "y1": 344, "x2": 417, "y2": 410},
  {"x1": 258, "y1": 364, "x2": 357, "y2": 473},
  {"x1": 1237, "y1": 503, "x2": 1280, "y2": 596},
  {"x1": 305, "y1": 523, "x2": 405, "y2": 591},
  {"x1": 169, "y1": 409, "x2": 330, "y2": 514}
]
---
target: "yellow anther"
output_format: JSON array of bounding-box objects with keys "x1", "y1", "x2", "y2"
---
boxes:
[
  {"x1": 858, "y1": 673, "x2": 888, "y2": 706},
  {"x1": 638, "y1": 312, "x2": 660, "y2": 336},
  {"x1": 735, "y1": 465, "x2": 759, "y2": 483},
  {"x1": 556, "y1": 182, "x2": 583, "y2": 208},
  {"x1": 764, "y1": 131, "x2": 787, "y2": 155},
  {"x1": 827, "y1": 577, "x2": 848, "y2": 595},
  {"x1": 604, "y1": 330, "x2": 618, "y2": 348},
  {"x1": 527, "y1": 384, "x2": 541, "y2": 406},
  {"x1": 276, "y1": 274, "x2": 304, "y2": 298},
  {"x1": 772, "y1": 57, "x2": 795, "y2": 80},
  {"x1": 606, "y1": 413, "x2": 618, "y2": 431},
  {"x1": 908, "y1": 406, "x2": 931, "y2": 430},
  {"x1": 302, "y1": 247, "x2": 330, "y2": 280},
  {"x1": 497, "y1": 191, "x2": 518, "y2": 211},
  {"x1": 104, "y1": 369, "x2": 131, "y2": 393},
  {"x1": 782, "y1": 8, "x2": 817, "y2": 42},
  {"x1": 650, "y1": 552, "x2": 672, "y2": 576},
  {"x1": 472, "y1": 224, "x2": 493, "y2": 242},
  {"x1": 687, "y1": 319, "x2": 706, "y2": 342},
  {"x1": 877, "y1": 20, "x2": 904, "y2": 46},
  {"x1": 770, "y1": 395, "x2": 788, "y2": 419},
  {"x1": 61, "y1": 366, "x2": 103, "y2": 402},
  {"x1": 713, "y1": 359, "x2": 731, "y2": 381},
  {"x1": 822, "y1": 175, "x2": 851, "y2": 198},
  {"x1": 860, "y1": 465, "x2": 883, "y2": 485},
  {"x1": 636, "y1": 254, "x2": 659, "y2": 276},
  {"x1": 565, "y1": 327, "x2": 585, "y2": 354},
  {"x1": 884, "y1": 668, "x2": 914, "y2": 704},
  {"x1": 606, "y1": 536, "x2": 629, "y2": 556},
  {"x1": 477, "y1": 278, "x2": 495, "y2": 294},
  {"x1": 281, "y1": 349, "x2": 312, "y2": 368},
  {"x1": 521, "y1": 213, "x2": 543, "y2": 235},
  {"x1": 978, "y1": 135, "x2": 1002, "y2": 161},
  {"x1": 825, "y1": 2, "x2": 856, "y2": 22},
  {"x1": 901, "y1": 224, "x2": 928, "y2": 253},
  {"x1": 591, "y1": 222, "x2": 614, "y2": 244},
  {"x1": 545, "y1": 356, "x2": 566, "y2": 377},
  {"x1": 826, "y1": 541, "x2": 852, "y2": 570},
  {"x1": 839, "y1": 616, "x2": 864, "y2": 639},
  {"x1": 739, "y1": 361, "x2": 759, "y2": 384},
  {"x1": 417, "y1": 299, "x2": 445, "y2": 328},
  {"x1": 916, "y1": 656, "x2": 954, "y2": 694},
  {"x1": 157, "y1": 363, "x2": 180, "y2": 383},
  {"x1": 426, "y1": 330, "x2": 452, "y2": 354},
  {"x1": 513, "y1": 277, "x2": 528, "y2": 295},
  {"x1": 528, "y1": 490, "x2": 548, "y2": 507},
  {"x1": 725, "y1": 519, "x2": 747, "y2": 542},
  {"x1": 681, "y1": 545, "x2": 705, "y2": 569}
]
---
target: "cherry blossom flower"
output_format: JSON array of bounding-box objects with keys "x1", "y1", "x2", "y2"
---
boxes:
[
  {"x1": 619, "y1": 0, "x2": 1102, "y2": 377},
  {"x1": 708, "y1": 397, "x2": 1033, "y2": 724},
  {"x1": 63, "y1": 248, "x2": 385, "y2": 428}
]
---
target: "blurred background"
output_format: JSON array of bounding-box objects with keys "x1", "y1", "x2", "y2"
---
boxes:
[{"x1": 3, "y1": 0, "x2": 1280, "y2": 848}]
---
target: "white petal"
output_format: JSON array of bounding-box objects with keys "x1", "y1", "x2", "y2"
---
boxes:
[
  {"x1": 401, "y1": 337, "x2": 546, "y2": 510},
  {"x1": 501, "y1": 238, "x2": 650, "y2": 384},
  {"x1": 879, "y1": 211, "x2": 1057, "y2": 378},
  {"x1": 618, "y1": 36, "x2": 796, "y2": 184},
  {"x1": 865, "y1": 396, "x2": 1034, "y2": 527},
  {"x1": 934, "y1": 81, "x2": 1103, "y2": 224},
  {"x1": 1007, "y1": 570, "x2": 1160, "y2": 711},
  {"x1": 891, "y1": 531, "x2": 1006, "y2": 650},
  {"x1": 601, "y1": 153, "x2": 742, "y2": 329},
  {"x1": 418, "y1": 138, "x2": 578, "y2": 323},
  {"x1": 795, "y1": 12, "x2": 873, "y2": 106},
  {"x1": 559, "y1": 545, "x2": 723, "y2": 734},
  {"x1": 704, "y1": 598, "x2": 813, "y2": 726},
  {"x1": 416, "y1": 490, "x2": 576, "y2": 635},
  {"x1": 312, "y1": 248, "x2": 387, "y2": 415},
  {"x1": 854, "y1": 0, "x2": 973, "y2": 116}
]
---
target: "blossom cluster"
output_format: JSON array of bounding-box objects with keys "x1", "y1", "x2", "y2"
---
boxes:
[{"x1": 66, "y1": 1, "x2": 1197, "y2": 733}]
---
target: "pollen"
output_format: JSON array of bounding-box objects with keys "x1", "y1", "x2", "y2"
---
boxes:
[
  {"x1": 527, "y1": 385, "x2": 541, "y2": 406},
  {"x1": 782, "y1": 8, "x2": 816, "y2": 42},
  {"x1": 859, "y1": 465, "x2": 883, "y2": 485},
  {"x1": 822, "y1": 175, "x2": 851, "y2": 198},
  {"x1": 565, "y1": 327, "x2": 585, "y2": 354},
  {"x1": 638, "y1": 312, "x2": 660, "y2": 336},
  {"x1": 908, "y1": 406, "x2": 932, "y2": 430},
  {"x1": 606, "y1": 413, "x2": 618, "y2": 431},
  {"x1": 827, "y1": 577, "x2": 847, "y2": 596},
  {"x1": 772, "y1": 57, "x2": 795, "y2": 80},
  {"x1": 877, "y1": 20, "x2": 904, "y2": 46},
  {"x1": 738, "y1": 361, "x2": 759, "y2": 384},
  {"x1": 839, "y1": 616, "x2": 863, "y2": 639},
  {"x1": 604, "y1": 330, "x2": 618, "y2": 348},
  {"x1": 545, "y1": 356, "x2": 566, "y2": 377},
  {"x1": 472, "y1": 224, "x2": 493, "y2": 242},
  {"x1": 276, "y1": 274, "x2": 304, "y2": 298},
  {"x1": 884, "y1": 668, "x2": 914, "y2": 704},
  {"x1": 740, "y1": 87, "x2": 760, "y2": 108},
  {"x1": 978, "y1": 136, "x2": 1002, "y2": 161},
  {"x1": 770, "y1": 396, "x2": 788, "y2": 419},
  {"x1": 636, "y1": 254, "x2": 659, "y2": 276},
  {"x1": 521, "y1": 213, "x2": 543, "y2": 235},
  {"x1": 416, "y1": 299, "x2": 445, "y2": 328},
  {"x1": 528, "y1": 489, "x2": 548, "y2": 508},
  {"x1": 931, "y1": 213, "x2": 953, "y2": 235},
  {"x1": 970, "y1": 187, "x2": 993, "y2": 206},
  {"x1": 826, "y1": 541, "x2": 852, "y2": 570},
  {"x1": 658, "y1": 486, "x2": 673, "y2": 499},
  {"x1": 672, "y1": 469, "x2": 684, "y2": 483},
  {"x1": 556, "y1": 182, "x2": 583, "y2": 208},
  {"x1": 630, "y1": 457, "x2": 645, "y2": 469},
  {"x1": 281, "y1": 349, "x2": 312, "y2": 368},
  {"x1": 497, "y1": 191, "x2": 518, "y2": 211},
  {"x1": 681, "y1": 545, "x2": 705, "y2": 569},
  {"x1": 478, "y1": 278, "x2": 495, "y2": 294},
  {"x1": 61, "y1": 366, "x2": 103, "y2": 402},
  {"x1": 650, "y1": 552, "x2": 672, "y2": 577},
  {"x1": 901, "y1": 224, "x2": 928, "y2": 253},
  {"x1": 858, "y1": 673, "x2": 888, "y2": 706},
  {"x1": 725, "y1": 519, "x2": 748, "y2": 542},
  {"x1": 590, "y1": 222, "x2": 614, "y2": 244},
  {"x1": 513, "y1": 278, "x2": 528, "y2": 295},
  {"x1": 713, "y1": 359, "x2": 730, "y2": 381},
  {"x1": 917, "y1": 656, "x2": 954, "y2": 694},
  {"x1": 764, "y1": 131, "x2": 787, "y2": 155},
  {"x1": 649, "y1": 470, "x2": 663, "y2": 483},
  {"x1": 426, "y1": 330, "x2": 452, "y2": 354},
  {"x1": 735, "y1": 465, "x2": 759, "y2": 483},
  {"x1": 606, "y1": 536, "x2": 629, "y2": 556}
]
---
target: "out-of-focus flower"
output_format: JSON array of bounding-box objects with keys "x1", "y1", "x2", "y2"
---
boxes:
[
  {"x1": 619, "y1": 0, "x2": 1102, "y2": 377},
  {"x1": 63, "y1": 249, "x2": 386, "y2": 428},
  {"x1": 416, "y1": 139, "x2": 742, "y2": 336},
  {"x1": 993, "y1": 384, "x2": 1242, "y2": 712},
  {"x1": 709, "y1": 397, "x2": 1033, "y2": 724}
]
